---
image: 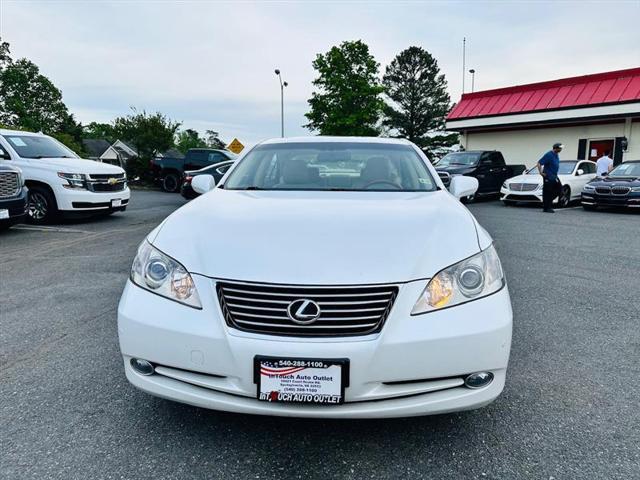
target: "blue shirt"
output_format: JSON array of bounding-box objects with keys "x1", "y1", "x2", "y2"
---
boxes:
[{"x1": 538, "y1": 151, "x2": 560, "y2": 181}]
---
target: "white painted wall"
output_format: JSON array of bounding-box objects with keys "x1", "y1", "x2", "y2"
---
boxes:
[{"x1": 464, "y1": 121, "x2": 639, "y2": 167}]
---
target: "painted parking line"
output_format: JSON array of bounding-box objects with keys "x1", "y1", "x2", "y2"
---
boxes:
[{"x1": 11, "y1": 225, "x2": 91, "y2": 234}]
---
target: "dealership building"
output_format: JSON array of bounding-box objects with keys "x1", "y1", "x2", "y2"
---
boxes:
[{"x1": 446, "y1": 67, "x2": 640, "y2": 167}]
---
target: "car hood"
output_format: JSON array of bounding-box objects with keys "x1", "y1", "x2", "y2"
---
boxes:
[
  {"x1": 25, "y1": 157, "x2": 125, "y2": 174},
  {"x1": 587, "y1": 176, "x2": 640, "y2": 187},
  {"x1": 505, "y1": 173, "x2": 542, "y2": 185},
  {"x1": 436, "y1": 165, "x2": 476, "y2": 175},
  {"x1": 151, "y1": 190, "x2": 483, "y2": 285}
]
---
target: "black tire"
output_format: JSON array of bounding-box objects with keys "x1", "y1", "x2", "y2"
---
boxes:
[
  {"x1": 162, "y1": 173, "x2": 180, "y2": 193},
  {"x1": 462, "y1": 193, "x2": 476, "y2": 204},
  {"x1": 27, "y1": 185, "x2": 58, "y2": 225},
  {"x1": 558, "y1": 185, "x2": 571, "y2": 208}
]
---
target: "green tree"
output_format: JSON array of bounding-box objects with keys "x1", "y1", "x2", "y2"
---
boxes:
[
  {"x1": 175, "y1": 128, "x2": 207, "y2": 153},
  {"x1": 205, "y1": 129, "x2": 226, "y2": 149},
  {"x1": 113, "y1": 109, "x2": 180, "y2": 178},
  {"x1": 382, "y1": 46, "x2": 455, "y2": 154},
  {"x1": 84, "y1": 122, "x2": 118, "y2": 143},
  {"x1": 305, "y1": 40, "x2": 384, "y2": 136},
  {"x1": 113, "y1": 109, "x2": 180, "y2": 160}
]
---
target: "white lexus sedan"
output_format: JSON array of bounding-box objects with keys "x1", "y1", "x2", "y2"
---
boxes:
[
  {"x1": 500, "y1": 160, "x2": 597, "y2": 207},
  {"x1": 118, "y1": 137, "x2": 513, "y2": 418}
]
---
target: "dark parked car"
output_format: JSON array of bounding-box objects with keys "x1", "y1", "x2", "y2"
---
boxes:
[
  {"x1": 150, "y1": 148, "x2": 236, "y2": 192},
  {"x1": 181, "y1": 160, "x2": 234, "y2": 200},
  {"x1": 435, "y1": 151, "x2": 526, "y2": 201},
  {"x1": 0, "y1": 164, "x2": 28, "y2": 230},
  {"x1": 581, "y1": 160, "x2": 640, "y2": 210}
]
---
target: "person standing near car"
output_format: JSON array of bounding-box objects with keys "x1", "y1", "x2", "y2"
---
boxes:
[
  {"x1": 537, "y1": 143, "x2": 563, "y2": 213},
  {"x1": 596, "y1": 150, "x2": 614, "y2": 177}
]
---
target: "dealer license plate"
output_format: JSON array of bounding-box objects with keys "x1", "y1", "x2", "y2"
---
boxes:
[
  {"x1": 255, "y1": 356, "x2": 349, "y2": 405},
  {"x1": 111, "y1": 199, "x2": 122, "y2": 208},
  {"x1": 0, "y1": 209, "x2": 8, "y2": 220}
]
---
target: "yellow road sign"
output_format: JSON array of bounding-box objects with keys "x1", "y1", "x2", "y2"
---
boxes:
[{"x1": 227, "y1": 138, "x2": 245, "y2": 154}]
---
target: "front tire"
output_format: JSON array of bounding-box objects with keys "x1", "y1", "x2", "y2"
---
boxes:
[
  {"x1": 162, "y1": 173, "x2": 180, "y2": 193},
  {"x1": 558, "y1": 186, "x2": 571, "y2": 208},
  {"x1": 28, "y1": 186, "x2": 58, "y2": 225}
]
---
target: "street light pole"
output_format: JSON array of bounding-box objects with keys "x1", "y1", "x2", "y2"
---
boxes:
[
  {"x1": 469, "y1": 69, "x2": 476, "y2": 93},
  {"x1": 274, "y1": 69, "x2": 288, "y2": 137}
]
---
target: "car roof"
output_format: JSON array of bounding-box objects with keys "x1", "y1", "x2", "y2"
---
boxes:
[
  {"x1": 0, "y1": 128, "x2": 45, "y2": 136},
  {"x1": 259, "y1": 136, "x2": 412, "y2": 146}
]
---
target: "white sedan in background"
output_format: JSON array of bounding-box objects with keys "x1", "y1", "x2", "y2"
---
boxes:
[{"x1": 500, "y1": 160, "x2": 597, "y2": 208}]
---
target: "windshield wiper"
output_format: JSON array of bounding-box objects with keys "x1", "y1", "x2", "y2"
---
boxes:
[
  {"x1": 29, "y1": 155, "x2": 74, "y2": 159},
  {"x1": 239, "y1": 186, "x2": 264, "y2": 190}
]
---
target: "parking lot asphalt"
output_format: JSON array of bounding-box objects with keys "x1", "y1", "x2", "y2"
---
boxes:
[{"x1": 1, "y1": 191, "x2": 639, "y2": 480}]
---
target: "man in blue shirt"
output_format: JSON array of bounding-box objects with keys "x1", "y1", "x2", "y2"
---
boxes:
[{"x1": 537, "y1": 143, "x2": 563, "y2": 213}]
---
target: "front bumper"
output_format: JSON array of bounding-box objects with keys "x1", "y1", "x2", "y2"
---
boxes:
[
  {"x1": 500, "y1": 187, "x2": 543, "y2": 203},
  {"x1": 581, "y1": 192, "x2": 640, "y2": 208},
  {"x1": 118, "y1": 275, "x2": 513, "y2": 418},
  {"x1": 53, "y1": 185, "x2": 131, "y2": 212},
  {"x1": 0, "y1": 186, "x2": 29, "y2": 222}
]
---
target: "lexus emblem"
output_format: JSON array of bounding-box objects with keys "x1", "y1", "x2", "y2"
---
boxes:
[{"x1": 287, "y1": 299, "x2": 321, "y2": 325}]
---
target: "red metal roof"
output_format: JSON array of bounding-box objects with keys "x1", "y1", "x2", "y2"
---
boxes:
[{"x1": 447, "y1": 67, "x2": 640, "y2": 120}]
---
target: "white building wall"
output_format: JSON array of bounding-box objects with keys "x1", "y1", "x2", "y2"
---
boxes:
[{"x1": 465, "y1": 121, "x2": 639, "y2": 167}]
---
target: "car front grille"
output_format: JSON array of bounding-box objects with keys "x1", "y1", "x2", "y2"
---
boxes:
[
  {"x1": 216, "y1": 280, "x2": 398, "y2": 337},
  {"x1": 86, "y1": 173, "x2": 126, "y2": 192},
  {"x1": 509, "y1": 182, "x2": 538, "y2": 192},
  {"x1": 0, "y1": 172, "x2": 20, "y2": 198},
  {"x1": 612, "y1": 186, "x2": 631, "y2": 195}
]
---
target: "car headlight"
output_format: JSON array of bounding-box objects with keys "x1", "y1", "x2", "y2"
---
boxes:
[
  {"x1": 130, "y1": 240, "x2": 202, "y2": 309},
  {"x1": 583, "y1": 184, "x2": 596, "y2": 192},
  {"x1": 58, "y1": 172, "x2": 87, "y2": 189},
  {"x1": 411, "y1": 244, "x2": 505, "y2": 314},
  {"x1": 630, "y1": 186, "x2": 640, "y2": 192}
]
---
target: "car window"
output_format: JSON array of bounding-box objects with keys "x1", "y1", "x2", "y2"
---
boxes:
[
  {"x1": 1, "y1": 134, "x2": 78, "y2": 159},
  {"x1": 558, "y1": 162, "x2": 577, "y2": 175},
  {"x1": 208, "y1": 152, "x2": 226, "y2": 163},
  {"x1": 609, "y1": 162, "x2": 640, "y2": 177},
  {"x1": 224, "y1": 142, "x2": 437, "y2": 192},
  {"x1": 579, "y1": 162, "x2": 595, "y2": 174},
  {"x1": 436, "y1": 152, "x2": 481, "y2": 167},
  {"x1": 188, "y1": 150, "x2": 207, "y2": 162}
]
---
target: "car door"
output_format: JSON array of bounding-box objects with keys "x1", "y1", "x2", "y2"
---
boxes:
[
  {"x1": 184, "y1": 150, "x2": 208, "y2": 171},
  {"x1": 574, "y1": 161, "x2": 597, "y2": 199},
  {"x1": 475, "y1": 153, "x2": 493, "y2": 194}
]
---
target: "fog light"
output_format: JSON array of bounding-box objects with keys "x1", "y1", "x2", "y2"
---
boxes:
[
  {"x1": 130, "y1": 358, "x2": 154, "y2": 376},
  {"x1": 464, "y1": 371, "x2": 493, "y2": 389}
]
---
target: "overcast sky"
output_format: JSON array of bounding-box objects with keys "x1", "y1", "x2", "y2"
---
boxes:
[{"x1": 1, "y1": 0, "x2": 639, "y2": 145}]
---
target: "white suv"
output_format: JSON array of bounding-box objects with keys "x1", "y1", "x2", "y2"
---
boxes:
[
  {"x1": 118, "y1": 137, "x2": 512, "y2": 418},
  {"x1": 0, "y1": 129, "x2": 130, "y2": 224}
]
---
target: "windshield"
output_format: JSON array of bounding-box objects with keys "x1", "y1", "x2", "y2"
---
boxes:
[
  {"x1": 223, "y1": 142, "x2": 437, "y2": 192},
  {"x1": 436, "y1": 152, "x2": 480, "y2": 167},
  {"x1": 526, "y1": 161, "x2": 576, "y2": 175},
  {"x1": 609, "y1": 162, "x2": 640, "y2": 178},
  {"x1": 1, "y1": 134, "x2": 78, "y2": 159}
]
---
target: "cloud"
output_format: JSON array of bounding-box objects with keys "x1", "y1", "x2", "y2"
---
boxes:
[{"x1": 1, "y1": 0, "x2": 638, "y2": 144}]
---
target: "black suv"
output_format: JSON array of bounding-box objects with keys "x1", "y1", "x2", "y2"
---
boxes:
[
  {"x1": 581, "y1": 160, "x2": 640, "y2": 210},
  {"x1": 0, "y1": 164, "x2": 28, "y2": 230}
]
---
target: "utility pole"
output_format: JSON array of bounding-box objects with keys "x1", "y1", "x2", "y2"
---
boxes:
[
  {"x1": 462, "y1": 37, "x2": 466, "y2": 95},
  {"x1": 274, "y1": 69, "x2": 288, "y2": 137}
]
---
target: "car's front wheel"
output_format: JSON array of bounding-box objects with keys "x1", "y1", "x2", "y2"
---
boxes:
[
  {"x1": 162, "y1": 173, "x2": 180, "y2": 193},
  {"x1": 558, "y1": 186, "x2": 571, "y2": 208},
  {"x1": 28, "y1": 186, "x2": 58, "y2": 225}
]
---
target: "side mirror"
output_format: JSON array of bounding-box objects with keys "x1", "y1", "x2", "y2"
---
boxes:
[
  {"x1": 191, "y1": 174, "x2": 216, "y2": 194},
  {"x1": 0, "y1": 147, "x2": 10, "y2": 160},
  {"x1": 449, "y1": 175, "x2": 479, "y2": 200},
  {"x1": 576, "y1": 169, "x2": 584, "y2": 176}
]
